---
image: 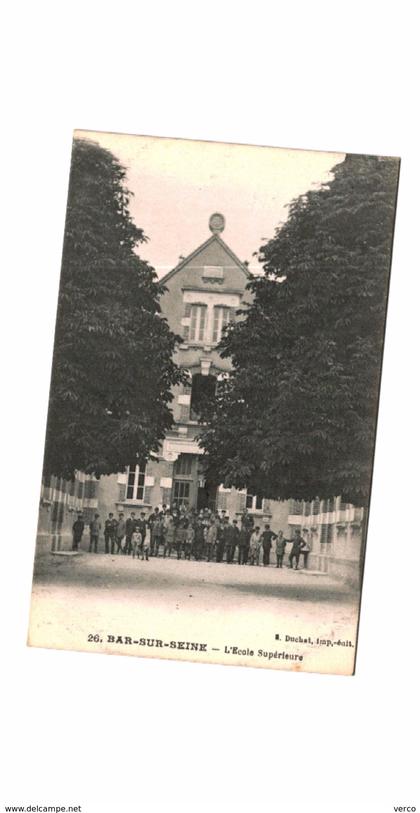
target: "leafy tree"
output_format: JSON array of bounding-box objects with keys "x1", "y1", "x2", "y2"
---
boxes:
[
  {"x1": 199, "y1": 154, "x2": 400, "y2": 505},
  {"x1": 43, "y1": 138, "x2": 184, "y2": 480}
]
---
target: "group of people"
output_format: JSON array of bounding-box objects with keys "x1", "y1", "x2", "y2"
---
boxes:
[{"x1": 71, "y1": 505, "x2": 311, "y2": 570}]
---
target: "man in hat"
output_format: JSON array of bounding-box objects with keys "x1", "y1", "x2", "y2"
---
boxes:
[
  {"x1": 261, "y1": 524, "x2": 277, "y2": 566},
  {"x1": 115, "y1": 512, "x2": 126, "y2": 554},
  {"x1": 289, "y1": 529, "x2": 306, "y2": 570},
  {"x1": 72, "y1": 514, "x2": 84, "y2": 551},
  {"x1": 125, "y1": 511, "x2": 137, "y2": 556},
  {"x1": 104, "y1": 512, "x2": 117, "y2": 554},
  {"x1": 89, "y1": 513, "x2": 101, "y2": 553}
]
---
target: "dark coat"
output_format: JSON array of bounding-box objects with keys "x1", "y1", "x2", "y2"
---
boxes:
[
  {"x1": 261, "y1": 530, "x2": 276, "y2": 549},
  {"x1": 290, "y1": 536, "x2": 306, "y2": 555},
  {"x1": 72, "y1": 520, "x2": 84, "y2": 540}
]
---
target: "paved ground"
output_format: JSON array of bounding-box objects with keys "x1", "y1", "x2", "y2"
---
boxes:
[{"x1": 28, "y1": 551, "x2": 360, "y2": 675}]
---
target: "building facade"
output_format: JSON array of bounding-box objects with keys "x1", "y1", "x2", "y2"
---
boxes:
[
  {"x1": 36, "y1": 471, "x2": 101, "y2": 555},
  {"x1": 95, "y1": 213, "x2": 290, "y2": 532},
  {"x1": 35, "y1": 213, "x2": 365, "y2": 583},
  {"x1": 35, "y1": 214, "x2": 290, "y2": 555},
  {"x1": 287, "y1": 497, "x2": 364, "y2": 586}
]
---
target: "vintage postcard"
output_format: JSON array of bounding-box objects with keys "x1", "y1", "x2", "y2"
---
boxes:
[{"x1": 27, "y1": 130, "x2": 400, "y2": 675}]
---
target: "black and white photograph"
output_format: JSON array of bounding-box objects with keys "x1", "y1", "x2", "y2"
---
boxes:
[
  {"x1": 27, "y1": 130, "x2": 399, "y2": 676},
  {"x1": 2, "y1": 5, "x2": 418, "y2": 812}
]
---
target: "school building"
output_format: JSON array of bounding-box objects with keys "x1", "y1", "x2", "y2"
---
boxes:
[
  {"x1": 35, "y1": 214, "x2": 365, "y2": 584},
  {"x1": 95, "y1": 213, "x2": 290, "y2": 532}
]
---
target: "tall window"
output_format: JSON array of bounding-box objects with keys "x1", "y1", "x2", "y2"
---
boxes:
[
  {"x1": 213, "y1": 306, "x2": 233, "y2": 344},
  {"x1": 320, "y1": 523, "x2": 333, "y2": 544},
  {"x1": 173, "y1": 480, "x2": 190, "y2": 508},
  {"x1": 190, "y1": 373, "x2": 217, "y2": 421},
  {"x1": 174, "y1": 454, "x2": 193, "y2": 476},
  {"x1": 84, "y1": 479, "x2": 98, "y2": 499},
  {"x1": 189, "y1": 305, "x2": 207, "y2": 342},
  {"x1": 126, "y1": 463, "x2": 146, "y2": 501},
  {"x1": 246, "y1": 493, "x2": 264, "y2": 511}
]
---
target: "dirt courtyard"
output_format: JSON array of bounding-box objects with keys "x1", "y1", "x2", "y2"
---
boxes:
[{"x1": 28, "y1": 551, "x2": 361, "y2": 675}]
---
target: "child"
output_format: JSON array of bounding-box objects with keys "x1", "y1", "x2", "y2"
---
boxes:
[
  {"x1": 131, "y1": 526, "x2": 142, "y2": 559},
  {"x1": 184, "y1": 523, "x2": 195, "y2": 559},
  {"x1": 249, "y1": 527, "x2": 261, "y2": 565},
  {"x1": 276, "y1": 531, "x2": 286, "y2": 568},
  {"x1": 174, "y1": 521, "x2": 186, "y2": 560},
  {"x1": 163, "y1": 516, "x2": 175, "y2": 558},
  {"x1": 142, "y1": 526, "x2": 151, "y2": 561}
]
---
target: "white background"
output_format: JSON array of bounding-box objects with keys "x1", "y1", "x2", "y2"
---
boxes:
[{"x1": 1, "y1": 2, "x2": 418, "y2": 812}]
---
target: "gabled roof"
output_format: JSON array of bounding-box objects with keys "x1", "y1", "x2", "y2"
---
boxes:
[{"x1": 160, "y1": 233, "x2": 252, "y2": 285}]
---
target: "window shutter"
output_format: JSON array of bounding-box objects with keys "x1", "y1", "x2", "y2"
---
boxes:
[
  {"x1": 85, "y1": 479, "x2": 97, "y2": 499},
  {"x1": 213, "y1": 307, "x2": 221, "y2": 343},
  {"x1": 198, "y1": 306, "x2": 206, "y2": 341},
  {"x1": 238, "y1": 493, "x2": 246, "y2": 512},
  {"x1": 183, "y1": 303, "x2": 191, "y2": 341},
  {"x1": 217, "y1": 492, "x2": 227, "y2": 510}
]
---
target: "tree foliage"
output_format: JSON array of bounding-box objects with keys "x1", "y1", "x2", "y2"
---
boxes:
[
  {"x1": 44, "y1": 138, "x2": 184, "y2": 480},
  {"x1": 199, "y1": 154, "x2": 400, "y2": 505}
]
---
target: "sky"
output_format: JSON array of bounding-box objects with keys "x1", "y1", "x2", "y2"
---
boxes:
[{"x1": 75, "y1": 129, "x2": 344, "y2": 277}]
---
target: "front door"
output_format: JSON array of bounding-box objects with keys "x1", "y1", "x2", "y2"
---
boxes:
[{"x1": 197, "y1": 481, "x2": 217, "y2": 512}]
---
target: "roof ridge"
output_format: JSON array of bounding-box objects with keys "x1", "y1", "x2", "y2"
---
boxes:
[{"x1": 160, "y1": 233, "x2": 251, "y2": 284}]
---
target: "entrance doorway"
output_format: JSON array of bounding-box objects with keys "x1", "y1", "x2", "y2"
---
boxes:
[{"x1": 197, "y1": 481, "x2": 217, "y2": 512}]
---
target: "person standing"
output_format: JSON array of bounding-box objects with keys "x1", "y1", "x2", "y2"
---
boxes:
[
  {"x1": 138, "y1": 512, "x2": 147, "y2": 553},
  {"x1": 142, "y1": 524, "x2": 151, "y2": 561},
  {"x1": 184, "y1": 523, "x2": 194, "y2": 560},
  {"x1": 193, "y1": 520, "x2": 204, "y2": 560},
  {"x1": 300, "y1": 535, "x2": 312, "y2": 569},
  {"x1": 148, "y1": 507, "x2": 160, "y2": 555},
  {"x1": 206, "y1": 519, "x2": 217, "y2": 562},
  {"x1": 104, "y1": 513, "x2": 116, "y2": 554},
  {"x1": 115, "y1": 513, "x2": 126, "y2": 555},
  {"x1": 275, "y1": 532, "x2": 286, "y2": 568},
  {"x1": 89, "y1": 513, "x2": 101, "y2": 553},
  {"x1": 153, "y1": 515, "x2": 164, "y2": 558},
  {"x1": 174, "y1": 519, "x2": 186, "y2": 560},
  {"x1": 226, "y1": 519, "x2": 239, "y2": 563},
  {"x1": 163, "y1": 515, "x2": 175, "y2": 558},
  {"x1": 289, "y1": 529, "x2": 306, "y2": 570},
  {"x1": 249, "y1": 527, "x2": 261, "y2": 565},
  {"x1": 131, "y1": 526, "x2": 142, "y2": 559},
  {"x1": 237, "y1": 526, "x2": 248, "y2": 565},
  {"x1": 261, "y1": 524, "x2": 277, "y2": 566},
  {"x1": 216, "y1": 519, "x2": 227, "y2": 563},
  {"x1": 72, "y1": 514, "x2": 84, "y2": 551},
  {"x1": 125, "y1": 512, "x2": 136, "y2": 556},
  {"x1": 241, "y1": 509, "x2": 254, "y2": 535}
]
